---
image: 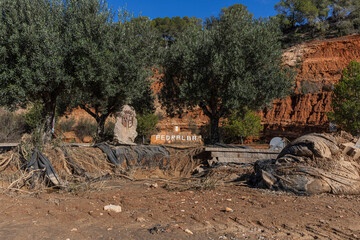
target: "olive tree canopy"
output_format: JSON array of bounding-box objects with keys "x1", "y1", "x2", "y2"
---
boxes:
[
  {"x1": 0, "y1": 0, "x2": 69, "y2": 142},
  {"x1": 160, "y1": 4, "x2": 293, "y2": 144}
]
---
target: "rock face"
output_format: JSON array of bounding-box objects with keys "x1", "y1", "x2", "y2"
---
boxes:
[
  {"x1": 114, "y1": 105, "x2": 138, "y2": 145},
  {"x1": 261, "y1": 35, "x2": 360, "y2": 140}
]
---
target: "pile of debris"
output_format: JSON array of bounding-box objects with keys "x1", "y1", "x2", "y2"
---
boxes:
[
  {"x1": 0, "y1": 140, "x2": 203, "y2": 191},
  {"x1": 254, "y1": 133, "x2": 360, "y2": 195}
]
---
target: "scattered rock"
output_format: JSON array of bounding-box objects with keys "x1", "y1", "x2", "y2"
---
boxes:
[
  {"x1": 149, "y1": 224, "x2": 169, "y2": 234},
  {"x1": 144, "y1": 183, "x2": 158, "y2": 188},
  {"x1": 225, "y1": 207, "x2": 234, "y2": 213},
  {"x1": 184, "y1": 229, "x2": 193, "y2": 235},
  {"x1": 136, "y1": 217, "x2": 146, "y2": 223},
  {"x1": 193, "y1": 166, "x2": 205, "y2": 174},
  {"x1": 104, "y1": 204, "x2": 122, "y2": 213},
  {"x1": 71, "y1": 228, "x2": 77, "y2": 232}
]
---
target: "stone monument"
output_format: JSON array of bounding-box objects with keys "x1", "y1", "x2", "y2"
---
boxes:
[{"x1": 114, "y1": 105, "x2": 138, "y2": 145}]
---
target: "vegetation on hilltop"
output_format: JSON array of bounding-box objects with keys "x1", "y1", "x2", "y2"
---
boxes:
[{"x1": 275, "y1": 0, "x2": 360, "y2": 47}]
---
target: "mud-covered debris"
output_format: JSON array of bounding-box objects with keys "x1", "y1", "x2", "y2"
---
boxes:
[{"x1": 254, "y1": 133, "x2": 360, "y2": 195}]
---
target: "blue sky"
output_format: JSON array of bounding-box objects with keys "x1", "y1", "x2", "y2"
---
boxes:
[{"x1": 107, "y1": 0, "x2": 279, "y2": 20}]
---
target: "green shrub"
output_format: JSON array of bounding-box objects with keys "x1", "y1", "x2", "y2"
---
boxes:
[
  {"x1": 188, "y1": 120, "x2": 201, "y2": 135},
  {"x1": 75, "y1": 118, "x2": 97, "y2": 140},
  {"x1": 104, "y1": 120, "x2": 115, "y2": 141},
  {"x1": 155, "y1": 111, "x2": 165, "y2": 121},
  {"x1": 300, "y1": 81, "x2": 321, "y2": 95},
  {"x1": 23, "y1": 103, "x2": 44, "y2": 131},
  {"x1": 136, "y1": 113, "x2": 159, "y2": 144},
  {"x1": 329, "y1": 61, "x2": 360, "y2": 136},
  {"x1": 0, "y1": 109, "x2": 27, "y2": 142},
  {"x1": 58, "y1": 117, "x2": 76, "y2": 133},
  {"x1": 223, "y1": 109, "x2": 263, "y2": 144},
  {"x1": 336, "y1": 20, "x2": 354, "y2": 36}
]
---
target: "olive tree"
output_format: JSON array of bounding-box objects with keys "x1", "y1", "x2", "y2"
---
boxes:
[
  {"x1": 63, "y1": 5, "x2": 159, "y2": 141},
  {"x1": 0, "y1": 0, "x2": 69, "y2": 142},
  {"x1": 160, "y1": 4, "x2": 293, "y2": 144}
]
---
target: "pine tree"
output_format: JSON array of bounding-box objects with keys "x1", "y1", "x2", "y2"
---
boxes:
[{"x1": 329, "y1": 61, "x2": 360, "y2": 136}]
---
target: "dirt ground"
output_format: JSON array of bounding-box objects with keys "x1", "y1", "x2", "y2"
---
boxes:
[{"x1": 0, "y1": 177, "x2": 359, "y2": 240}]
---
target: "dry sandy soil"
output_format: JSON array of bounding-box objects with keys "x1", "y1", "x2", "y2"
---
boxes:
[{"x1": 0, "y1": 177, "x2": 359, "y2": 240}]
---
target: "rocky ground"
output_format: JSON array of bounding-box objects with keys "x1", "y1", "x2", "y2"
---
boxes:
[{"x1": 0, "y1": 176, "x2": 359, "y2": 240}]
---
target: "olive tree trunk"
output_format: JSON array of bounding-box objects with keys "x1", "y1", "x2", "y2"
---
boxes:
[{"x1": 42, "y1": 99, "x2": 57, "y2": 144}]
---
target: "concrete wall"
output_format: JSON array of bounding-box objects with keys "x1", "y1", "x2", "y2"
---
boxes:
[{"x1": 205, "y1": 147, "x2": 280, "y2": 165}]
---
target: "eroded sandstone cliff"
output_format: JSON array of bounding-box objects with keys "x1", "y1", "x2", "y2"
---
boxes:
[{"x1": 261, "y1": 34, "x2": 360, "y2": 140}]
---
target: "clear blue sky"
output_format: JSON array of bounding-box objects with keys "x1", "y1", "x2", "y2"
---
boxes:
[{"x1": 107, "y1": 0, "x2": 279, "y2": 20}]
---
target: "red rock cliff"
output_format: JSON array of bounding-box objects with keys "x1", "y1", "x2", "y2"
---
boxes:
[{"x1": 261, "y1": 35, "x2": 360, "y2": 140}]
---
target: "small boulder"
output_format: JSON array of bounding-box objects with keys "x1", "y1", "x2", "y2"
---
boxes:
[
  {"x1": 113, "y1": 105, "x2": 137, "y2": 145},
  {"x1": 136, "y1": 217, "x2": 146, "y2": 223},
  {"x1": 104, "y1": 204, "x2": 122, "y2": 213},
  {"x1": 225, "y1": 207, "x2": 234, "y2": 212}
]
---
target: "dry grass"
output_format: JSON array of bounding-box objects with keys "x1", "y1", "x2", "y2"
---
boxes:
[
  {"x1": 0, "y1": 144, "x2": 205, "y2": 194},
  {"x1": 165, "y1": 146, "x2": 204, "y2": 177},
  {"x1": 0, "y1": 110, "x2": 27, "y2": 143}
]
